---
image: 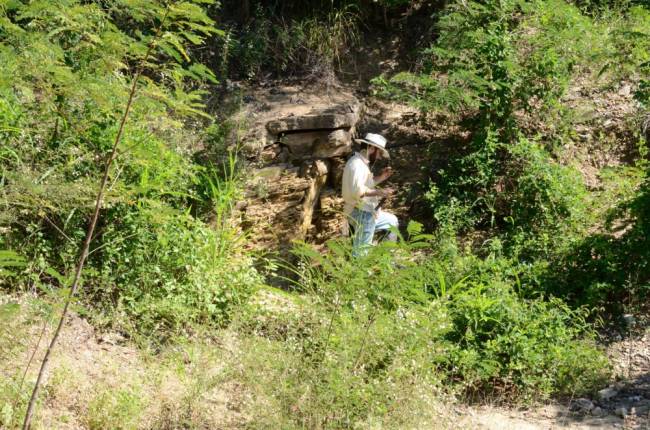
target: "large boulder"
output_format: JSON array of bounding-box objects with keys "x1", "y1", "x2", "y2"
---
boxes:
[
  {"x1": 281, "y1": 129, "x2": 352, "y2": 160},
  {"x1": 267, "y1": 112, "x2": 357, "y2": 134},
  {"x1": 280, "y1": 131, "x2": 327, "y2": 159},
  {"x1": 313, "y1": 129, "x2": 352, "y2": 158}
]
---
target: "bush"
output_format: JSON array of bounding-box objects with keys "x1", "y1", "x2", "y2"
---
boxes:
[
  {"x1": 86, "y1": 203, "x2": 259, "y2": 337},
  {"x1": 444, "y1": 280, "x2": 609, "y2": 401},
  {"x1": 234, "y1": 237, "x2": 609, "y2": 428},
  {"x1": 372, "y1": 0, "x2": 586, "y2": 139},
  {"x1": 371, "y1": 0, "x2": 643, "y2": 133},
  {"x1": 504, "y1": 138, "x2": 589, "y2": 257},
  {"x1": 235, "y1": 279, "x2": 449, "y2": 429},
  {"x1": 427, "y1": 133, "x2": 588, "y2": 259},
  {"x1": 543, "y1": 167, "x2": 650, "y2": 309}
]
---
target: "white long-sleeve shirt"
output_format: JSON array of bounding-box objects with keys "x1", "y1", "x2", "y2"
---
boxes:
[{"x1": 342, "y1": 152, "x2": 379, "y2": 215}]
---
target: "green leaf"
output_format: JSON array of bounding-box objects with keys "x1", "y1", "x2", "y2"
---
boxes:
[
  {"x1": 0, "y1": 250, "x2": 25, "y2": 276},
  {"x1": 406, "y1": 220, "x2": 423, "y2": 237}
]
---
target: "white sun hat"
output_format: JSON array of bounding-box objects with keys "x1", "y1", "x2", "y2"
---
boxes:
[{"x1": 355, "y1": 133, "x2": 389, "y2": 158}]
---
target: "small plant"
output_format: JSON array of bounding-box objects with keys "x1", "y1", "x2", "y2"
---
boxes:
[
  {"x1": 0, "y1": 377, "x2": 30, "y2": 429},
  {"x1": 86, "y1": 387, "x2": 144, "y2": 430}
]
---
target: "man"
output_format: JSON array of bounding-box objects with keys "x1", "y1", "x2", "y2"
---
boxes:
[{"x1": 342, "y1": 132, "x2": 398, "y2": 256}]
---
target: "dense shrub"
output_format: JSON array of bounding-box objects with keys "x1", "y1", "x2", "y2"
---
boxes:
[
  {"x1": 371, "y1": 0, "x2": 643, "y2": 125},
  {"x1": 87, "y1": 204, "x2": 259, "y2": 336},
  {"x1": 238, "y1": 238, "x2": 609, "y2": 427},
  {"x1": 543, "y1": 168, "x2": 650, "y2": 309},
  {"x1": 0, "y1": 0, "x2": 258, "y2": 338},
  {"x1": 372, "y1": 0, "x2": 590, "y2": 138},
  {"x1": 371, "y1": 0, "x2": 650, "y2": 313},
  {"x1": 445, "y1": 280, "x2": 608, "y2": 400},
  {"x1": 427, "y1": 133, "x2": 588, "y2": 260},
  {"x1": 503, "y1": 138, "x2": 589, "y2": 257}
]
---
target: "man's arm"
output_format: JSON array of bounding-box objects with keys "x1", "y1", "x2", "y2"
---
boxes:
[{"x1": 362, "y1": 187, "x2": 394, "y2": 198}]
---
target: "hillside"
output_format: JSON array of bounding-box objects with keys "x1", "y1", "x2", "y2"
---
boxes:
[{"x1": 1, "y1": 0, "x2": 649, "y2": 429}]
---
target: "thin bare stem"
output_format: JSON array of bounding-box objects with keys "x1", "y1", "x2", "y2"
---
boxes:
[
  {"x1": 42, "y1": 214, "x2": 73, "y2": 243},
  {"x1": 21, "y1": 8, "x2": 169, "y2": 429},
  {"x1": 352, "y1": 309, "x2": 377, "y2": 371},
  {"x1": 13, "y1": 313, "x2": 50, "y2": 414}
]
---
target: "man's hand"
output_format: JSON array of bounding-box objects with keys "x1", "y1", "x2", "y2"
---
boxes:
[
  {"x1": 375, "y1": 167, "x2": 393, "y2": 184},
  {"x1": 379, "y1": 187, "x2": 395, "y2": 198},
  {"x1": 362, "y1": 186, "x2": 395, "y2": 199}
]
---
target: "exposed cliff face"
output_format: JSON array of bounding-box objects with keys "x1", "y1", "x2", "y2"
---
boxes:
[{"x1": 231, "y1": 85, "x2": 361, "y2": 251}]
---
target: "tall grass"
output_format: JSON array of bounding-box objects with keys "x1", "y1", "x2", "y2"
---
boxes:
[
  {"x1": 203, "y1": 150, "x2": 244, "y2": 259},
  {"x1": 221, "y1": 4, "x2": 361, "y2": 79}
]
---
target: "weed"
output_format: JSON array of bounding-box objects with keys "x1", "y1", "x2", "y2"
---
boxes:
[{"x1": 85, "y1": 387, "x2": 142, "y2": 430}]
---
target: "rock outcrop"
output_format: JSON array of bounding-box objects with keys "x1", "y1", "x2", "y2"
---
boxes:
[
  {"x1": 232, "y1": 86, "x2": 360, "y2": 250},
  {"x1": 229, "y1": 85, "x2": 449, "y2": 251}
]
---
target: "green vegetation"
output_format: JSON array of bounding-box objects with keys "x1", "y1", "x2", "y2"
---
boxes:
[
  {"x1": 374, "y1": 0, "x2": 650, "y2": 312},
  {"x1": 215, "y1": 4, "x2": 360, "y2": 80},
  {"x1": 86, "y1": 387, "x2": 144, "y2": 430},
  {"x1": 1, "y1": 0, "x2": 649, "y2": 428},
  {"x1": 0, "y1": 0, "x2": 258, "y2": 338},
  {"x1": 241, "y1": 237, "x2": 609, "y2": 424}
]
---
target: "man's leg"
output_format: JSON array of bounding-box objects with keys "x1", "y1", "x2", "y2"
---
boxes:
[
  {"x1": 349, "y1": 208, "x2": 376, "y2": 256},
  {"x1": 374, "y1": 209, "x2": 399, "y2": 242}
]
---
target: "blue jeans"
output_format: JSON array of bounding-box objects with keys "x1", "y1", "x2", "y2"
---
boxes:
[{"x1": 348, "y1": 208, "x2": 399, "y2": 256}]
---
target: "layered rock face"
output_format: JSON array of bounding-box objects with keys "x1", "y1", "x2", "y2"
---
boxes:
[{"x1": 234, "y1": 86, "x2": 360, "y2": 250}]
